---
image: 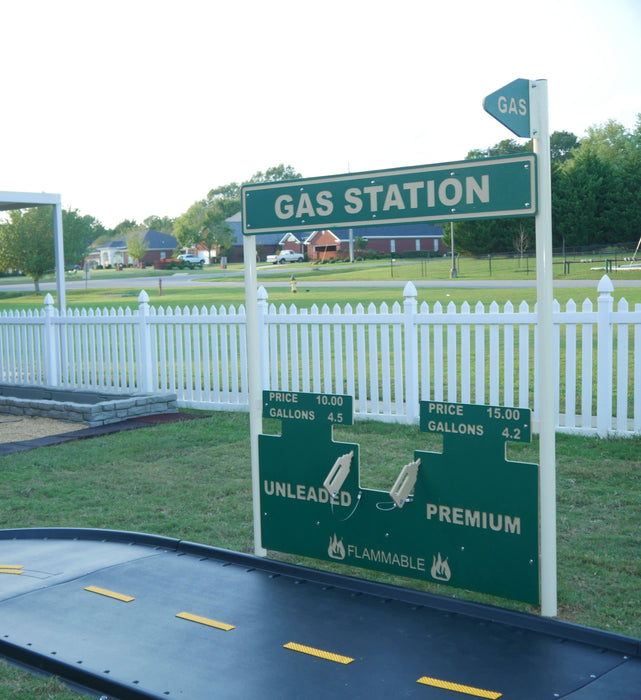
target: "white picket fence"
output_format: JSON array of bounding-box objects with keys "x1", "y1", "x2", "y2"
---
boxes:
[{"x1": 1, "y1": 275, "x2": 639, "y2": 437}]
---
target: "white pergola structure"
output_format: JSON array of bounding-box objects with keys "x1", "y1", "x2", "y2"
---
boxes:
[{"x1": 0, "y1": 191, "x2": 65, "y2": 311}]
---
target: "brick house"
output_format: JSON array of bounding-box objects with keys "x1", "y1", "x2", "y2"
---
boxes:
[
  {"x1": 86, "y1": 229, "x2": 180, "y2": 268},
  {"x1": 225, "y1": 212, "x2": 446, "y2": 262}
]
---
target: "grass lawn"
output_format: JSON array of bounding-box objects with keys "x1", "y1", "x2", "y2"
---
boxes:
[
  {"x1": 1, "y1": 257, "x2": 640, "y2": 314},
  {"x1": 0, "y1": 413, "x2": 639, "y2": 696},
  {"x1": 0, "y1": 257, "x2": 639, "y2": 695}
]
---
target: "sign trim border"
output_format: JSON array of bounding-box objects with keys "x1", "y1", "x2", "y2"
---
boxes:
[{"x1": 242, "y1": 154, "x2": 537, "y2": 235}]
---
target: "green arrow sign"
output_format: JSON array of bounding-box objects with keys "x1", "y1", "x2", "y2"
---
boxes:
[
  {"x1": 484, "y1": 79, "x2": 532, "y2": 138},
  {"x1": 242, "y1": 154, "x2": 537, "y2": 234}
]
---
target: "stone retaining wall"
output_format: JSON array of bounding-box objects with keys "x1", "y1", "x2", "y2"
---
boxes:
[{"x1": 0, "y1": 385, "x2": 178, "y2": 427}]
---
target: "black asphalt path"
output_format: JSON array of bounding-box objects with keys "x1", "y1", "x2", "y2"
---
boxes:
[
  {"x1": 0, "y1": 529, "x2": 639, "y2": 699},
  {"x1": 0, "y1": 417, "x2": 639, "y2": 699}
]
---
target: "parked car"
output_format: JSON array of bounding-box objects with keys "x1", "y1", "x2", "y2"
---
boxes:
[
  {"x1": 266, "y1": 250, "x2": 304, "y2": 264},
  {"x1": 177, "y1": 254, "x2": 205, "y2": 265}
]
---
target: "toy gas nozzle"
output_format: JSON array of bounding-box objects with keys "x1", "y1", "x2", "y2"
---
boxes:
[
  {"x1": 323, "y1": 451, "x2": 354, "y2": 500},
  {"x1": 390, "y1": 458, "x2": 421, "y2": 508}
]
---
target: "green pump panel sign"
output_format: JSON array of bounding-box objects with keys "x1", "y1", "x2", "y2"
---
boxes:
[{"x1": 259, "y1": 392, "x2": 540, "y2": 605}]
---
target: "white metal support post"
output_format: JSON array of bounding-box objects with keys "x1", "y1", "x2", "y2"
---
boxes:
[
  {"x1": 531, "y1": 79, "x2": 557, "y2": 617},
  {"x1": 52, "y1": 199, "x2": 66, "y2": 313},
  {"x1": 244, "y1": 233, "x2": 267, "y2": 557}
]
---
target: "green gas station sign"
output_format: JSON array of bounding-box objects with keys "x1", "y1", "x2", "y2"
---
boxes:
[
  {"x1": 242, "y1": 155, "x2": 537, "y2": 235},
  {"x1": 259, "y1": 392, "x2": 540, "y2": 605}
]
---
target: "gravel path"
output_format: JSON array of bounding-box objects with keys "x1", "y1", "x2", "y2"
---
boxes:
[{"x1": 0, "y1": 414, "x2": 86, "y2": 443}]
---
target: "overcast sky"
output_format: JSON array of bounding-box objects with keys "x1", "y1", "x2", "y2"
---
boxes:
[{"x1": 2, "y1": 0, "x2": 640, "y2": 229}]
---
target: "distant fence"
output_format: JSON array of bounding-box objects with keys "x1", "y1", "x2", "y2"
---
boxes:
[{"x1": 1, "y1": 276, "x2": 639, "y2": 437}]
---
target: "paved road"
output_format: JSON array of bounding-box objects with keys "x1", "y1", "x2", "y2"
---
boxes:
[
  {"x1": 1, "y1": 528, "x2": 639, "y2": 700},
  {"x1": 2, "y1": 269, "x2": 640, "y2": 295}
]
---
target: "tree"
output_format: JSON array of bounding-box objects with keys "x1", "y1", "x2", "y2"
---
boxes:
[
  {"x1": 111, "y1": 219, "x2": 139, "y2": 238},
  {"x1": 0, "y1": 206, "x2": 100, "y2": 293},
  {"x1": 354, "y1": 236, "x2": 368, "y2": 252},
  {"x1": 581, "y1": 117, "x2": 641, "y2": 244},
  {"x1": 457, "y1": 131, "x2": 586, "y2": 255},
  {"x1": 466, "y1": 138, "x2": 530, "y2": 160},
  {"x1": 553, "y1": 149, "x2": 617, "y2": 247},
  {"x1": 206, "y1": 164, "x2": 302, "y2": 218},
  {"x1": 173, "y1": 200, "x2": 209, "y2": 250},
  {"x1": 143, "y1": 215, "x2": 174, "y2": 234},
  {"x1": 444, "y1": 216, "x2": 535, "y2": 256},
  {"x1": 550, "y1": 131, "x2": 580, "y2": 162},
  {"x1": 125, "y1": 230, "x2": 149, "y2": 266},
  {"x1": 246, "y1": 163, "x2": 301, "y2": 184},
  {"x1": 174, "y1": 164, "x2": 303, "y2": 260},
  {"x1": 62, "y1": 210, "x2": 104, "y2": 266},
  {"x1": 582, "y1": 119, "x2": 633, "y2": 163},
  {"x1": 633, "y1": 113, "x2": 641, "y2": 149},
  {"x1": 199, "y1": 196, "x2": 236, "y2": 260},
  {"x1": 513, "y1": 223, "x2": 531, "y2": 267},
  {"x1": 206, "y1": 182, "x2": 242, "y2": 215},
  {"x1": 468, "y1": 133, "x2": 580, "y2": 164},
  {"x1": 173, "y1": 200, "x2": 235, "y2": 262},
  {"x1": 612, "y1": 148, "x2": 641, "y2": 243},
  {"x1": 204, "y1": 218, "x2": 235, "y2": 259},
  {"x1": 0, "y1": 206, "x2": 56, "y2": 293},
  {"x1": 552, "y1": 118, "x2": 641, "y2": 247}
]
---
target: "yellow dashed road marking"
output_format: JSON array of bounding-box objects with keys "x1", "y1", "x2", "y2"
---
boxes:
[
  {"x1": 176, "y1": 611, "x2": 235, "y2": 631},
  {"x1": 417, "y1": 676, "x2": 502, "y2": 698},
  {"x1": 0, "y1": 565, "x2": 24, "y2": 575},
  {"x1": 84, "y1": 585, "x2": 135, "y2": 602},
  {"x1": 284, "y1": 642, "x2": 354, "y2": 665}
]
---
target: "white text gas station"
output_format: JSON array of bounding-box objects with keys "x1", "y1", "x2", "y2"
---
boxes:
[
  {"x1": 274, "y1": 175, "x2": 490, "y2": 221},
  {"x1": 497, "y1": 95, "x2": 528, "y2": 116}
]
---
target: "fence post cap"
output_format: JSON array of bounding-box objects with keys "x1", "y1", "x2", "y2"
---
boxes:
[
  {"x1": 597, "y1": 274, "x2": 614, "y2": 295},
  {"x1": 257, "y1": 286, "x2": 269, "y2": 300},
  {"x1": 44, "y1": 293, "x2": 55, "y2": 306},
  {"x1": 138, "y1": 290, "x2": 150, "y2": 303},
  {"x1": 403, "y1": 281, "x2": 418, "y2": 298}
]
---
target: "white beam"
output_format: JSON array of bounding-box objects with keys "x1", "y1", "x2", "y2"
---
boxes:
[{"x1": 0, "y1": 191, "x2": 65, "y2": 312}]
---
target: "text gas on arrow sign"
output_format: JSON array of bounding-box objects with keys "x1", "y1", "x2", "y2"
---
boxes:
[
  {"x1": 242, "y1": 154, "x2": 537, "y2": 235},
  {"x1": 483, "y1": 78, "x2": 532, "y2": 139}
]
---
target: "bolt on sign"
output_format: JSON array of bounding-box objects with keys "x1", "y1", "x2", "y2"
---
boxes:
[
  {"x1": 242, "y1": 154, "x2": 537, "y2": 235},
  {"x1": 259, "y1": 392, "x2": 540, "y2": 605}
]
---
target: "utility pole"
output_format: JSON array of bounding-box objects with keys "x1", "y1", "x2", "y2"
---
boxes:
[{"x1": 449, "y1": 221, "x2": 457, "y2": 278}]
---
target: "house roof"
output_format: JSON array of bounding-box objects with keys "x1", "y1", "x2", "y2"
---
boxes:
[
  {"x1": 226, "y1": 212, "x2": 284, "y2": 246},
  {"x1": 226, "y1": 212, "x2": 443, "y2": 246},
  {"x1": 95, "y1": 229, "x2": 179, "y2": 252},
  {"x1": 277, "y1": 232, "x2": 300, "y2": 245},
  {"x1": 331, "y1": 222, "x2": 444, "y2": 240},
  {"x1": 303, "y1": 230, "x2": 341, "y2": 245}
]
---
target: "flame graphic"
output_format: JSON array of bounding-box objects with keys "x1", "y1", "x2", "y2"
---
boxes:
[
  {"x1": 328, "y1": 533, "x2": 346, "y2": 560},
  {"x1": 430, "y1": 552, "x2": 451, "y2": 581}
]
